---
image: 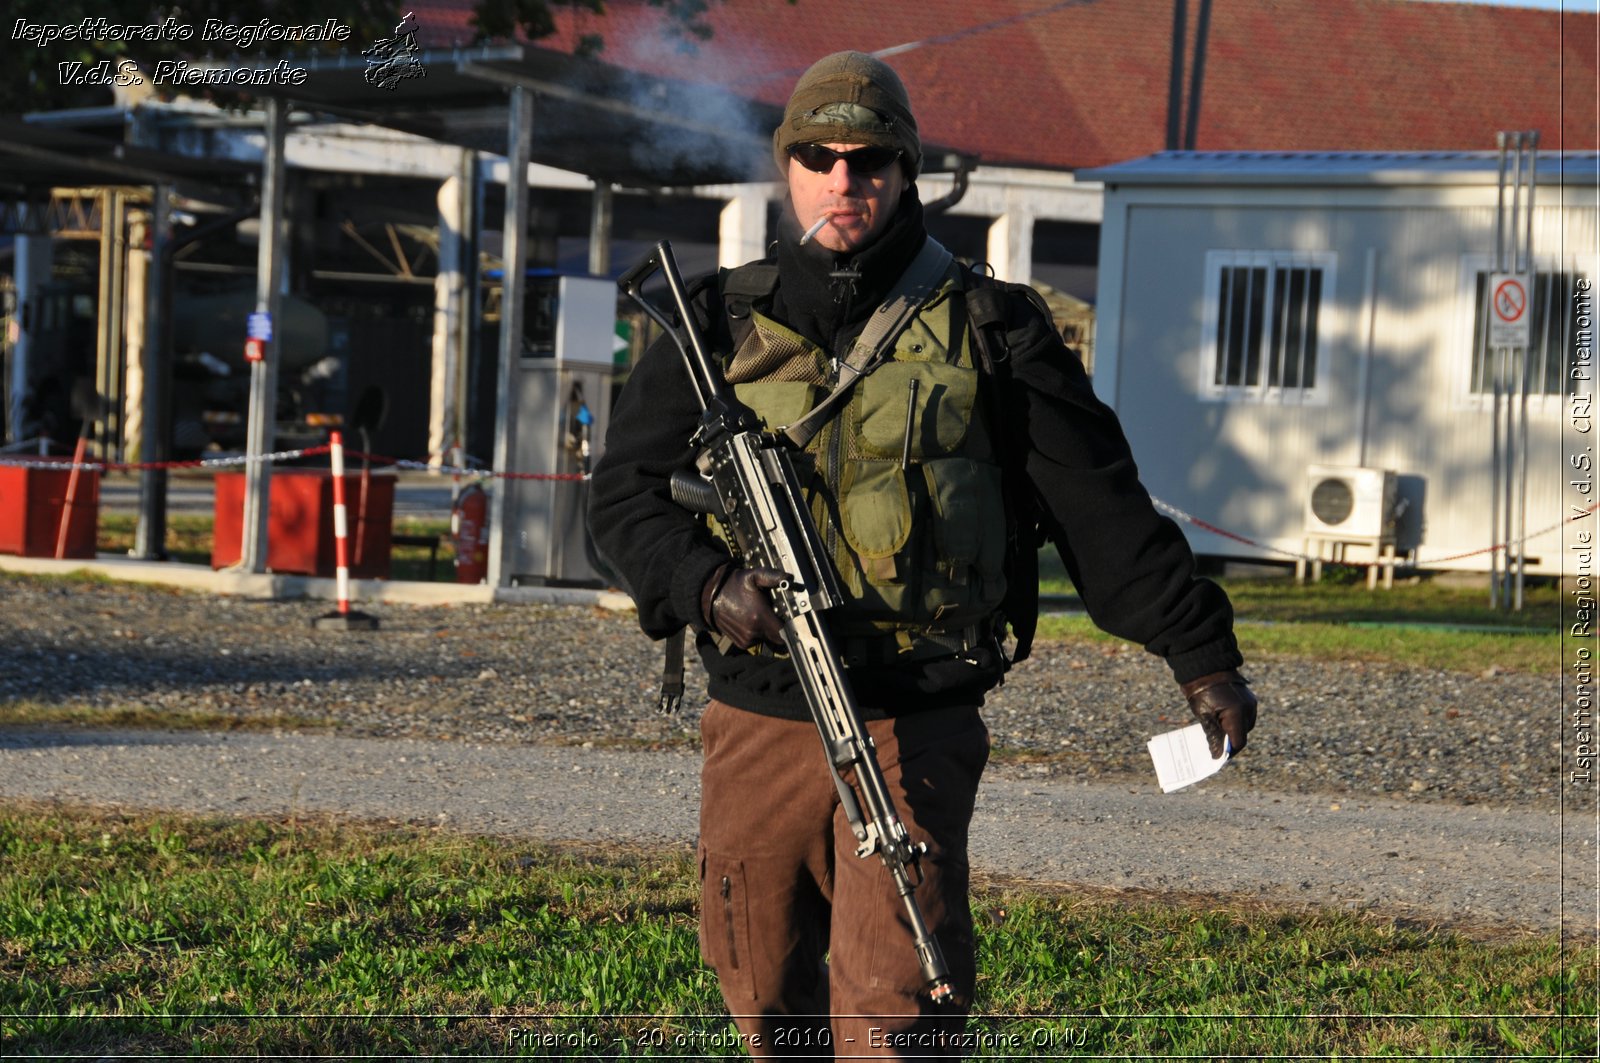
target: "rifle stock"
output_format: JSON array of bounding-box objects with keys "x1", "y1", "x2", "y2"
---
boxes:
[{"x1": 620, "y1": 240, "x2": 955, "y2": 1005}]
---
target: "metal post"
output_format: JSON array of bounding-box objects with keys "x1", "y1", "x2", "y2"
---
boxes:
[
  {"x1": 1166, "y1": 0, "x2": 1187, "y2": 151},
  {"x1": 107, "y1": 190, "x2": 127, "y2": 462},
  {"x1": 1356, "y1": 248, "x2": 1379, "y2": 469},
  {"x1": 1514, "y1": 133, "x2": 1539, "y2": 610},
  {"x1": 487, "y1": 85, "x2": 533, "y2": 589},
  {"x1": 95, "y1": 189, "x2": 114, "y2": 459},
  {"x1": 589, "y1": 180, "x2": 613, "y2": 278},
  {"x1": 1489, "y1": 133, "x2": 1509, "y2": 609},
  {"x1": 1503, "y1": 135, "x2": 1525, "y2": 606},
  {"x1": 10, "y1": 235, "x2": 52, "y2": 449},
  {"x1": 241, "y1": 97, "x2": 289, "y2": 573},
  {"x1": 1183, "y1": 0, "x2": 1212, "y2": 151},
  {"x1": 133, "y1": 187, "x2": 170, "y2": 560}
]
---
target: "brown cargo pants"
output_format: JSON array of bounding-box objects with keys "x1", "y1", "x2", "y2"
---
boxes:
[{"x1": 697, "y1": 699, "x2": 990, "y2": 1060}]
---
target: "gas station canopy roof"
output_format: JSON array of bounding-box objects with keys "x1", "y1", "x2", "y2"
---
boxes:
[
  {"x1": 224, "y1": 43, "x2": 785, "y2": 188},
  {"x1": 210, "y1": 42, "x2": 964, "y2": 188},
  {"x1": 0, "y1": 117, "x2": 256, "y2": 197}
]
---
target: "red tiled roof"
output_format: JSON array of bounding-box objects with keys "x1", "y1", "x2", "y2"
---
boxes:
[{"x1": 410, "y1": 0, "x2": 1597, "y2": 171}]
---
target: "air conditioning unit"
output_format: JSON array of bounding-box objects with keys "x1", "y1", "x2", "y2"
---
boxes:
[{"x1": 1304, "y1": 465, "x2": 1398, "y2": 541}]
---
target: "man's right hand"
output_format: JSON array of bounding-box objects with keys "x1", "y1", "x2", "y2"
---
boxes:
[{"x1": 701, "y1": 564, "x2": 789, "y2": 650}]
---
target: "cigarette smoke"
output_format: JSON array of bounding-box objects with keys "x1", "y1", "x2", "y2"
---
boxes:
[{"x1": 606, "y1": 27, "x2": 774, "y2": 185}]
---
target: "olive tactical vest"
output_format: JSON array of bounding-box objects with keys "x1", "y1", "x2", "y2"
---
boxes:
[{"x1": 712, "y1": 263, "x2": 1010, "y2": 660}]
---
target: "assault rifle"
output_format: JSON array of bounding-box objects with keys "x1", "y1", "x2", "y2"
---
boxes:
[{"x1": 619, "y1": 240, "x2": 954, "y2": 1005}]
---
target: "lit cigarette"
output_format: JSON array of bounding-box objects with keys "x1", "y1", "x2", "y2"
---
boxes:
[{"x1": 799, "y1": 215, "x2": 831, "y2": 245}]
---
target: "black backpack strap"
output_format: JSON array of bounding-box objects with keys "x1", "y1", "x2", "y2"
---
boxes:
[
  {"x1": 962, "y1": 269, "x2": 1041, "y2": 666},
  {"x1": 720, "y1": 262, "x2": 780, "y2": 302},
  {"x1": 716, "y1": 262, "x2": 780, "y2": 354}
]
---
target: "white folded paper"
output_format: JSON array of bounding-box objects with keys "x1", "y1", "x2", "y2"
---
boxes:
[{"x1": 1147, "y1": 723, "x2": 1230, "y2": 793}]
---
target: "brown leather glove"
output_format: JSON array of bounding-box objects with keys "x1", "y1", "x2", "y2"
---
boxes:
[
  {"x1": 1181, "y1": 669, "x2": 1257, "y2": 759},
  {"x1": 701, "y1": 563, "x2": 788, "y2": 650}
]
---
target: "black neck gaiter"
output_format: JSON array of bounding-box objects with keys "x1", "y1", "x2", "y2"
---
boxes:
[{"x1": 770, "y1": 189, "x2": 928, "y2": 357}]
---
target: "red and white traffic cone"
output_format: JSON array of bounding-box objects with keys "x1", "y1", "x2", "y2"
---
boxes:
[{"x1": 313, "y1": 430, "x2": 379, "y2": 631}]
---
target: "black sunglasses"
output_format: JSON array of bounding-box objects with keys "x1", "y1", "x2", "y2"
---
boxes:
[{"x1": 788, "y1": 143, "x2": 902, "y2": 177}]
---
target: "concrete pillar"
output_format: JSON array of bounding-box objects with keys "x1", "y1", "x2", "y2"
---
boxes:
[
  {"x1": 719, "y1": 189, "x2": 768, "y2": 269},
  {"x1": 987, "y1": 206, "x2": 1035, "y2": 286},
  {"x1": 428, "y1": 158, "x2": 472, "y2": 467},
  {"x1": 122, "y1": 212, "x2": 148, "y2": 462}
]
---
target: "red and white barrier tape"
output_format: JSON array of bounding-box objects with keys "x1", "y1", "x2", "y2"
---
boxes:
[
  {"x1": 0, "y1": 444, "x2": 332, "y2": 473},
  {"x1": 355, "y1": 452, "x2": 588, "y2": 482},
  {"x1": 1153, "y1": 497, "x2": 1600, "y2": 571},
  {"x1": 0, "y1": 445, "x2": 587, "y2": 482},
  {"x1": 13, "y1": 440, "x2": 1592, "y2": 571}
]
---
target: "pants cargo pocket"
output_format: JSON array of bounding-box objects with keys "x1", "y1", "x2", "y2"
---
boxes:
[{"x1": 699, "y1": 842, "x2": 758, "y2": 1004}]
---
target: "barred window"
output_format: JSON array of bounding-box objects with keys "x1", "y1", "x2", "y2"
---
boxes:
[
  {"x1": 1203, "y1": 251, "x2": 1334, "y2": 401},
  {"x1": 1468, "y1": 269, "x2": 1590, "y2": 396}
]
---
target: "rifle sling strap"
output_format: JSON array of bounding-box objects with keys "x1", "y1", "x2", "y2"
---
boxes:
[
  {"x1": 658, "y1": 626, "x2": 686, "y2": 714},
  {"x1": 781, "y1": 237, "x2": 954, "y2": 451}
]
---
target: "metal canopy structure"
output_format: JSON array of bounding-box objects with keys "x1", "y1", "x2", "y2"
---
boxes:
[
  {"x1": 0, "y1": 117, "x2": 255, "y2": 213},
  {"x1": 223, "y1": 43, "x2": 786, "y2": 189}
]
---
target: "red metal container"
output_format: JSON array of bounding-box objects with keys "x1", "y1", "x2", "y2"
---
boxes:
[
  {"x1": 212, "y1": 468, "x2": 394, "y2": 579},
  {"x1": 0, "y1": 458, "x2": 100, "y2": 559}
]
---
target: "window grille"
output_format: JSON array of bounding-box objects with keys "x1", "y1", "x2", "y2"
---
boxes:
[{"x1": 1203, "y1": 252, "x2": 1333, "y2": 401}]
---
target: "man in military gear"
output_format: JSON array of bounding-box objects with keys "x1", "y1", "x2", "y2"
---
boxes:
[{"x1": 589, "y1": 50, "x2": 1257, "y2": 1058}]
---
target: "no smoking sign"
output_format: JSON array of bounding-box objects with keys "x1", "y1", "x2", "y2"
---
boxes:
[{"x1": 1487, "y1": 272, "x2": 1532, "y2": 349}]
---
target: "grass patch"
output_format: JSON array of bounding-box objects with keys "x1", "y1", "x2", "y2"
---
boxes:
[
  {"x1": 1034, "y1": 613, "x2": 1561, "y2": 674},
  {"x1": 1218, "y1": 574, "x2": 1562, "y2": 631},
  {"x1": 1036, "y1": 548, "x2": 1564, "y2": 673},
  {"x1": 1039, "y1": 547, "x2": 1561, "y2": 629},
  {"x1": 1, "y1": 804, "x2": 1591, "y2": 1057},
  {"x1": 0, "y1": 699, "x2": 333, "y2": 735},
  {"x1": 96, "y1": 513, "x2": 213, "y2": 566}
]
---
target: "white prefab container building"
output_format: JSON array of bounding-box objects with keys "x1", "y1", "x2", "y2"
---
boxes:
[{"x1": 1083, "y1": 151, "x2": 1599, "y2": 577}]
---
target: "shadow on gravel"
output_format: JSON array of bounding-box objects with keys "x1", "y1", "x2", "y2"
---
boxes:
[
  {"x1": 2, "y1": 640, "x2": 490, "y2": 700},
  {"x1": 0, "y1": 727, "x2": 226, "y2": 750}
]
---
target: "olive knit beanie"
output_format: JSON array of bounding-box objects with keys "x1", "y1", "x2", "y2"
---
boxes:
[{"x1": 772, "y1": 51, "x2": 922, "y2": 179}]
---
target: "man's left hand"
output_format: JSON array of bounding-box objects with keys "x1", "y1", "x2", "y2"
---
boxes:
[{"x1": 1180, "y1": 670, "x2": 1257, "y2": 759}]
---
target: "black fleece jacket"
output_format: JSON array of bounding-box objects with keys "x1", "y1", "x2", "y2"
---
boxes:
[{"x1": 589, "y1": 191, "x2": 1243, "y2": 720}]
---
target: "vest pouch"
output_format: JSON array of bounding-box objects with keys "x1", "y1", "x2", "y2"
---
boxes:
[
  {"x1": 920, "y1": 456, "x2": 1008, "y2": 625},
  {"x1": 854, "y1": 361, "x2": 978, "y2": 461},
  {"x1": 731, "y1": 379, "x2": 822, "y2": 435},
  {"x1": 725, "y1": 312, "x2": 829, "y2": 388},
  {"x1": 838, "y1": 459, "x2": 914, "y2": 594}
]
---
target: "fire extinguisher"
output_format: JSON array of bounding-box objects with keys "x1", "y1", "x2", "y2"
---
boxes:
[{"x1": 451, "y1": 482, "x2": 490, "y2": 584}]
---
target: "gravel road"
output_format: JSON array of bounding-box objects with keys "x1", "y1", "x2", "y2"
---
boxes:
[{"x1": 2, "y1": 573, "x2": 1593, "y2": 933}]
